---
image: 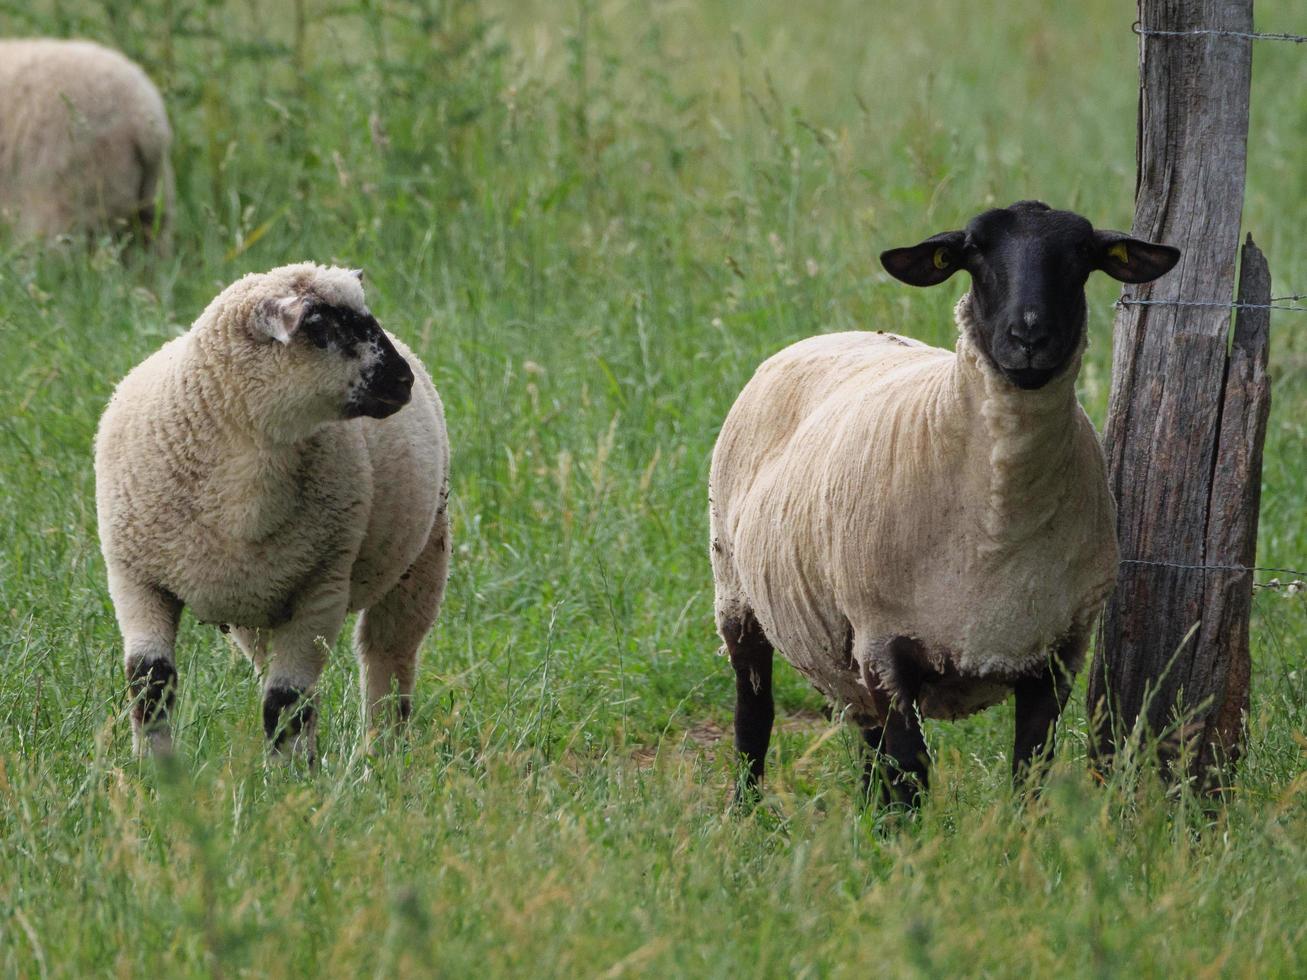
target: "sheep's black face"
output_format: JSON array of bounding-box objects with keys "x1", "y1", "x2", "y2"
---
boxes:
[
  {"x1": 880, "y1": 201, "x2": 1181, "y2": 390},
  {"x1": 299, "y1": 302, "x2": 415, "y2": 419}
]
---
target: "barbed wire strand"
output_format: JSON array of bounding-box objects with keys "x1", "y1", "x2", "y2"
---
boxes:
[
  {"x1": 1120, "y1": 558, "x2": 1307, "y2": 591},
  {"x1": 1116, "y1": 296, "x2": 1307, "y2": 313},
  {"x1": 1134, "y1": 22, "x2": 1307, "y2": 44}
]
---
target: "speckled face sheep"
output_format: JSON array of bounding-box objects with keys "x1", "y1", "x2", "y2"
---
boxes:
[
  {"x1": 709, "y1": 201, "x2": 1180, "y2": 805},
  {"x1": 96, "y1": 263, "x2": 450, "y2": 762},
  {"x1": 0, "y1": 39, "x2": 172, "y2": 240}
]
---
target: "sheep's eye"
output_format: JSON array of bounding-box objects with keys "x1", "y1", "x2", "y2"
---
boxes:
[{"x1": 302, "y1": 311, "x2": 332, "y2": 350}]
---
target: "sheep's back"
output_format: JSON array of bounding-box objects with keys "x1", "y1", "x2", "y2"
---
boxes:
[
  {"x1": 711, "y1": 330, "x2": 949, "y2": 548},
  {"x1": 0, "y1": 39, "x2": 171, "y2": 236}
]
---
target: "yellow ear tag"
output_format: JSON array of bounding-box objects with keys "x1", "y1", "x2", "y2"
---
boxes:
[
  {"x1": 933, "y1": 247, "x2": 951, "y2": 270},
  {"x1": 1108, "y1": 242, "x2": 1130, "y2": 265}
]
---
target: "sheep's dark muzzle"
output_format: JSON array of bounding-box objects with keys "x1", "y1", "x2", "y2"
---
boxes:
[
  {"x1": 348, "y1": 338, "x2": 415, "y2": 418},
  {"x1": 1000, "y1": 364, "x2": 1061, "y2": 390},
  {"x1": 348, "y1": 380, "x2": 412, "y2": 419}
]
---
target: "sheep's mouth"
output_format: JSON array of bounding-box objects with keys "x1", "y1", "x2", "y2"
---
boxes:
[
  {"x1": 1001, "y1": 365, "x2": 1060, "y2": 390},
  {"x1": 346, "y1": 390, "x2": 411, "y2": 419}
]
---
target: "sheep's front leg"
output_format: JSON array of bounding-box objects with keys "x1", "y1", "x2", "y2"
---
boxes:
[
  {"x1": 263, "y1": 582, "x2": 348, "y2": 767},
  {"x1": 861, "y1": 635, "x2": 931, "y2": 807},
  {"x1": 722, "y1": 612, "x2": 774, "y2": 803},
  {"x1": 1012, "y1": 630, "x2": 1083, "y2": 784},
  {"x1": 108, "y1": 569, "x2": 183, "y2": 756}
]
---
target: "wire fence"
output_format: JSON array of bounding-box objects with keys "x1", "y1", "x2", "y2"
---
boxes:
[
  {"x1": 1116, "y1": 294, "x2": 1307, "y2": 313},
  {"x1": 1134, "y1": 22, "x2": 1307, "y2": 44},
  {"x1": 1119, "y1": 559, "x2": 1306, "y2": 593},
  {"x1": 1122, "y1": 21, "x2": 1307, "y2": 317},
  {"x1": 1115, "y1": 18, "x2": 1307, "y2": 598}
]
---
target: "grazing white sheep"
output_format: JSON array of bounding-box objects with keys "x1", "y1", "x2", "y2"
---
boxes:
[
  {"x1": 96, "y1": 263, "x2": 450, "y2": 760},
  {"x1": 710, "y1": 201, "x2": 1180, "y2": 803},
  {"x1": 0, "y1": 39, "x2": 172, "y2": 239}
]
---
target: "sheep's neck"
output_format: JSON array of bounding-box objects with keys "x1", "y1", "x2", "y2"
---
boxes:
[
  {"x1": 953, "y1": 295, "x2": 1083, "y2": 553},
  {"x1": 210, "y1": 438, "x2": 308, "y2": 542},
  {"x1": 180, "y1": 358, "x2": 315, "y2": 542}
]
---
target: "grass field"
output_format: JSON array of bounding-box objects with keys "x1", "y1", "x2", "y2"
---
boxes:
[{"x1": 2, "y1": 0, "x2": 1306, "y2": 975}]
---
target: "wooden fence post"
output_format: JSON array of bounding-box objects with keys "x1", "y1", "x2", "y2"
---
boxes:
[{"x1": 1087, "y1": 0, "x2": 1271, "y2": 787}]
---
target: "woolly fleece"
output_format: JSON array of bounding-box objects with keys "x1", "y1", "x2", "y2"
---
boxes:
[
  {"x1": 709, "y1": 294, "x2": 1118, "y2": 722},
  {"x1": 96, "y1": 263, "x2": 449, "y2": 747},
  {"x1": 0, "y1": 39, "x2": 172, "y2": 238}
]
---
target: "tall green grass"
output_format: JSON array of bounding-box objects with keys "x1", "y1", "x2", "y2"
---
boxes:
[{"x1": 1, "y1": 0, "x2": 1304, "y2": 974}]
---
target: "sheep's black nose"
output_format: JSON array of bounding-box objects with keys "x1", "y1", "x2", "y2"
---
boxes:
[
  {"x1": 1008, "y1": 312, "x2": 1049, "y2": 357},
  {"x1": 379, "y1": 367, "x2": 413, "y2": 405}
]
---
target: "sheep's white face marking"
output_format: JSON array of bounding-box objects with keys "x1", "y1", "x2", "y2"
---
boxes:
[{"x1": 358, "y1": 331, "x2": 387, "y2": 374}]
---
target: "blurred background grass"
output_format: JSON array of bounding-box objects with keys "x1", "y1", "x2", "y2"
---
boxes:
[{"x1": 1, "y1": 0, "x2": 1304, "y2": 975}]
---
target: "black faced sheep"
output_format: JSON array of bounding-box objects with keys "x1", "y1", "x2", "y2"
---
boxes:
[{"x1": 709, "y1": 201, "x2": 1180, "y2": 804}]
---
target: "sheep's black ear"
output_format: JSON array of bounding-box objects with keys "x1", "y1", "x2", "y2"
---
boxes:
[
  {"x1": 350, "y1": 268, "x2": 364, "y2": 283},
  {"x1": 880, "y1": 231, "x2": 966, "y2": 287},
  {"x1": 1093, "y1": 231, "x2": 1181, "y2": 284}
]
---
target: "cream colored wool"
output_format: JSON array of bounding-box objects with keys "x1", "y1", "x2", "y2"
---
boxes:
[
  {"x1": 0, "y1": 39, "x2": 172, "y2": 238},
  {"x1": 96, "y1": 263, "x2": 449, "y2": 753},
  {"x1": 709, "y1": 294, "x2": 1118, "y2": 722}
]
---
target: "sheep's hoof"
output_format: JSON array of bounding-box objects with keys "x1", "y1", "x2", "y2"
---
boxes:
[
  {"x1": 263, "y1": 685, "x2": 318, "y2": 769},
  {"x1": 729, "y1": 776, "x2": 765, "y2": 814},
  {"x1": 264, "y1": 742, "x2": 317, "y2": 773},
  {"x1": 862, "y1": 764, "x2": 927, "y2": 811}
]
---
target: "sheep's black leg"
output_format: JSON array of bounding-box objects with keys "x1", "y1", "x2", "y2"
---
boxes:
[
  {"x1": 263, "y1": 684, "x2": 317, "y2": 763},
  {"x1": 260, "y1": 594, "x2": 344, "y2": 768},
  {"x1": 128, "y1": 656, "x2": 178, "y2": 743},
  {"x1": 863, "y1": 636, "x2": 931, "y2": 808},
  {"x1": 1012, "y1": 648, "x2": 1074, "y2": 786},
  {"x1": 724, "y1": 613, "x2": 774, "y2": 803},
  {"x1": 114, "y1": 579, "x2": 183, "y2": 756},
  {"x1": 880, "y1": 713, "x2": 929, "y2": 807},
  {"x1": 859, "y1": 723, "x2": 886, "y2": 799}
]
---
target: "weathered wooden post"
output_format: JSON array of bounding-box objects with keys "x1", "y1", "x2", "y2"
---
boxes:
[{"x1": 1087, "y1": 0, "x2": 1271, "y2": 787}]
